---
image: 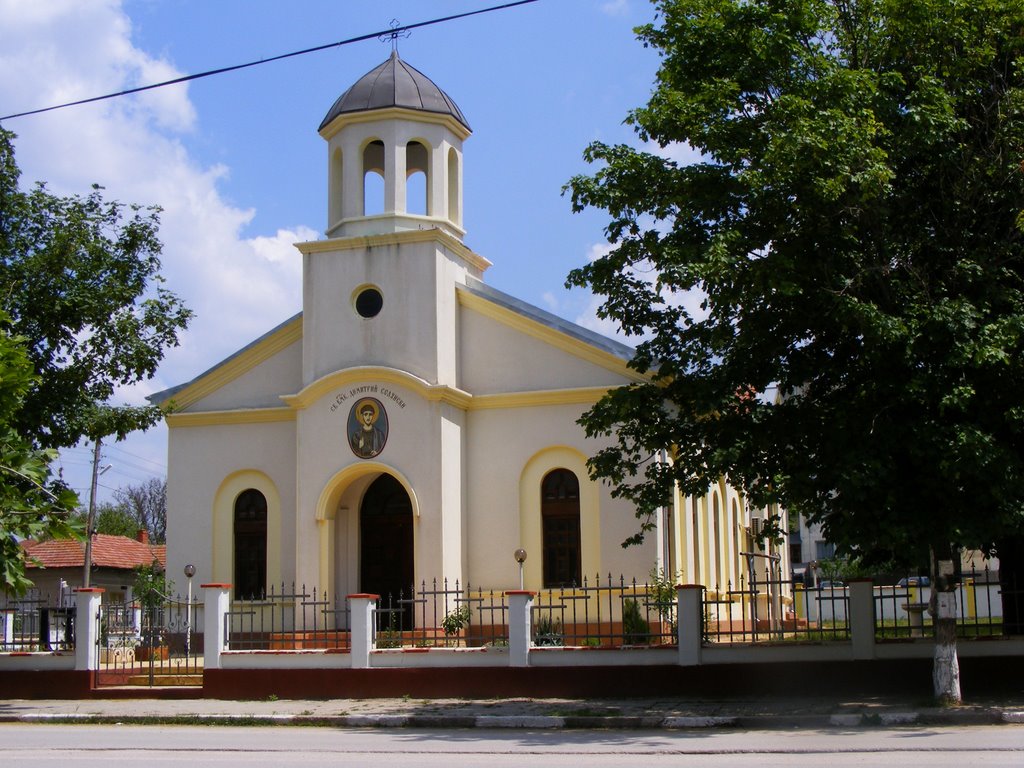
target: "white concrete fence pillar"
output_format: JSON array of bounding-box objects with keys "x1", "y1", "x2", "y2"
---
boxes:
[
  {"x1": 348, "y1": 594, "x2": 378, "y2": 669},
  {"x1": 505, "y1": 590, "x2": 535, "y2": 667},
  {"x1": 848, "y1": 578, "x2": 876, "y2": 660},
  {"x1": 676, "y1": 585, "x2": 704, "y2": 666},
  {"x1": 1, "y1": 608, "x2": 14, "y2": 648},
  {"x1": 202, "y1": 583, "x2": 232, "y2": 671},
  {"x1": 73, "y1": 588, "x2": 103, "y2": 671}
]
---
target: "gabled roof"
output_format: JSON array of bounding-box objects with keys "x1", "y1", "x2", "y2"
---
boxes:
[
  {"x1": 148, "y1": 312, "x2": 302, "y2": 407},
  {"x1": 22, "y1": 534, "x2": 166, "y2": 571},
  {"x1": 150, "y1": 269, "x2": 638, "y2": 410}
]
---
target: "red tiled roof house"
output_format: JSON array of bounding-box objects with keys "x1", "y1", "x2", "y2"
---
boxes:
[{"x1": 19, "y1": 531, "x2": 166, "y2": 604}]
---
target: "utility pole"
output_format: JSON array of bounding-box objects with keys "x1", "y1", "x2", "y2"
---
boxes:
[{"x1": 82, "y1": 437, "x2": 103, "y2": 588}]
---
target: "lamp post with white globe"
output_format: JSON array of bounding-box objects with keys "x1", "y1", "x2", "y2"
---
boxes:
[{"x1": 183, "y1": 564, "x2": 196, "y2": 660}]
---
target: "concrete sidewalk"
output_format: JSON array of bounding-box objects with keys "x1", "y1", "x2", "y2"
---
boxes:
[{"x1": 2, "y1": 694, "x2": 1023, "y2": 729}]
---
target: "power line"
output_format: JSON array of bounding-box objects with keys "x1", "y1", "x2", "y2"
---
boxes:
[{"x1": 0, "y1": 1, "x2": 540, "y2": 122}]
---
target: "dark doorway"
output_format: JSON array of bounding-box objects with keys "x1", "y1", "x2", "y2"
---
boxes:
[{"x1": 360, "y1": 474, "x2": 414, "y2": 630}]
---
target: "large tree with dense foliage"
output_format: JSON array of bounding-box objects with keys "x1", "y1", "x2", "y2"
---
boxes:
[
  {"x1": 0, "y1": 319, "x2": 80, "y2": 594},
  {"x1": 0, "y1": 127, "x2": 190, "y2": 592},
  {"x1": 566, "y1": 0, "x2": 1024, "y2": 702},
  {"x1": 0, "y1": 127, "x2": 192, "y2": 448}
]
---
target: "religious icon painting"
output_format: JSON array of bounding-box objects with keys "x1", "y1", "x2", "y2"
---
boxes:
[{"x1": 348, "y1": 397, "x2": 388, "y2": 459}]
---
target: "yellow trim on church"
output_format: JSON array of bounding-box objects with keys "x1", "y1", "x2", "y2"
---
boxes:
[
  {"x1": 319, "y1": 106, "x2": 472, "y2": 142},
  {"x1": 471, "y1": 386, "x2": 618, "y2": 410},
  {"x1": 155, "y1": 316, "x2": 303, "y2": 410},
  {"x1": 166, "y1": 407, "x2": 295, "y2": 428},
  {"x1": 296, "y1": 228, "x2": 492, "y2": 274},
  {"x1": 281, "y1": 366, "x2": 473, "y2": 411}
]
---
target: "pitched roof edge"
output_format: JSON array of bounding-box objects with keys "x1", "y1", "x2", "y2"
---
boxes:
[
  {"x1": 148, "y1": 312, "x2": 303, "y2": 408},
  {"x1": 460, "y1": 277, "x2": 636, "y2": 364}
]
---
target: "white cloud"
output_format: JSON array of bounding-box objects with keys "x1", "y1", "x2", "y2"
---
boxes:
[
  {"x1": 540, "y1": 291, "x2": 560, "y2": 313},
  {"x1": 600, "y1": 0, "x2": 631, "y2": 17},
  {"x1": 642, "y1": 138, "x2": 703, "y2": 166},
  {"x1": 0, "y1": 1, "x2": 308, "y2": 500}
]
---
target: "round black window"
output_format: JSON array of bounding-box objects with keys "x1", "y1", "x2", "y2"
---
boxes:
[{"x1": 355, "y1": 287, "x2": 383, "y2": 318}]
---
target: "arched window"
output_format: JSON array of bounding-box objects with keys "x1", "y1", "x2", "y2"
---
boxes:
[
  {"x1": 447, "y1": 147, "x2": 460, "y2": 224},
  {"x1": 234, "y1": 489, "x2": 267, "y2": 600},
  {"x1": 406, "y1": 141, "x2": 428, "y2": 216},
  {"x1": 363, "y1": 140, "x2": 385, "y2": 216},
  {"x1": 541, "y1": 469, "x2": 581, "y2": 588},
  {"x1": 329, "y1": 147, "x2": 344, "y2": 226}
]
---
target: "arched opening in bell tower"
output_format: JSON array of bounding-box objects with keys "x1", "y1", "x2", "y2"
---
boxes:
[
  {"x1": 447, "y1": 147, "x2": 460, "y2": 226},
  {"x1": 406, "y1": 140, "x2": 429, "y2": 216},
  {"x1": 362, "y1": 139, "x2": 385, "y2": 216}
]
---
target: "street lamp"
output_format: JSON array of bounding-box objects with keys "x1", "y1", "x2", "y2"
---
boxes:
[
  {"x1": 514, "y1": 549, "x2": 527, "y2": 590},
  {"x1": 183, "y1": 564, "x2": 196, "y2": 660}
]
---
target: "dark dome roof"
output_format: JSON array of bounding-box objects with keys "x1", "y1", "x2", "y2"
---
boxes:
[{"x1": 320, "y1": 52, "x2": 470, "y2": 132}]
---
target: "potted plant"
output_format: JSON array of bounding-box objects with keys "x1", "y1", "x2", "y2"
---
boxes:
[{"x1": 441, "y1": 605, "x2": 472, "y2": 646}]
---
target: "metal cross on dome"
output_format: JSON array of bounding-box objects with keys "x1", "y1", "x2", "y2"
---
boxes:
[{"x1": 379, "y1": 19, "x2": 411, "y2": 53}]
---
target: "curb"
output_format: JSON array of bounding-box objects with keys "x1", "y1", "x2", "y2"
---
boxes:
[{"x1": 4, "y1": 710, "x2": 1023, "y2": 729}]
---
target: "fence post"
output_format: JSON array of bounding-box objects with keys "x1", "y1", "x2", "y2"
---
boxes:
[
  {"x1": 202, "y1": 583, "x2": 232, "y2": 670},
  {"x1": 505, "y1": 591, "x2": 535, "y2": 667},
  {"x1": 348, "y1": 594, "x2": 378, "y2": 669},
  {"x1": 1, "y1": 608, "x2": 13, "y2": 648},
  {"x1": 676, "y1": 585, "x2": 703, "y2": 666},
  {"x1": 73, "y1": 588, "x2": 103, "y2": 671},
  {"x1": 848, "y1": 578, "x2": 875, "y2": 660}
]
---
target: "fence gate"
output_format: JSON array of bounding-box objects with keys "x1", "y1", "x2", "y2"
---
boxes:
[{"x1": 94, "y1": 595, "x2": 202, "y2": 688}]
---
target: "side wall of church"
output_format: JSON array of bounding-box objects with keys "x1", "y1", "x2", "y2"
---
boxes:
[
  {"x1": 464, "y1": 404, "x2": 659, "y2": 591},
  {"x1": 164, "y1": 420, "x2": 297, "y2": 597}
]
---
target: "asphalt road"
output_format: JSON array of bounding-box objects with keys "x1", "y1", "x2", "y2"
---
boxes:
[{"x1": 2, "y1": 723, "x2": 1023, "y2": 767}]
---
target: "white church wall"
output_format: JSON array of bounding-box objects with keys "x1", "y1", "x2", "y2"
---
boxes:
[
  {"x1": 464, "y1": 404, "x2": 658, "y2": 591},
  {"x1": 165, "y1": 419, "x2": 297, "y2": 594},
  {"x1": 302, "y1": 239, "x2": 471, "y2": 387},
  {"x1": 292, "y1": 378, "x2": 462, "y2": 594},
  {"x1": 457, "y1": 303, "x2": 634, "y2": 395},
  {"x1": 187, "y1": 338, "x2": 304, "y2": 412}
]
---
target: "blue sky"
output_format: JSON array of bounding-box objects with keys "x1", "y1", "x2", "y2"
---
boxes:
[{"x1": 0, "y1": 0, "x2": 668, "y2": 505}]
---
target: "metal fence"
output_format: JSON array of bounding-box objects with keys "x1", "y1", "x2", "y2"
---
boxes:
[
  {"x1": 704, "y1": 569, "x2": 827, "y2": 644},
  {"x1": 214, "y1": 568, "x2": 1022, "y2": 654},
  {"x1": 531, "y1": 574, "x2": 677, "y2": 647},
  {"x1": 95, "y1": 592, "x2": 202, "y2": 687},
  {"x1": 874, "y1": 566, "x2": 1019, "y2": 640},
  {"x1": 1, "y1": 594, "x2": 75, "y2": 652},
  {"x1": 375, "y1": 578, "x2": 509, "y2": 648},
  {"x1": 377, "y1": 575, "x2": 680, "y2": 648},
  {"x1": 226, "y1": 584, "x2": 351, "y2": 650}
]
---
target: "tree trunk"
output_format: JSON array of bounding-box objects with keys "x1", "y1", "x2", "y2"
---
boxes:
[
  {"x1": 930, "y1": 548, "x2": 961, "y2": 704},
  {"x1": 932, "y1": 613, "x2": 961, "y2": 704}
]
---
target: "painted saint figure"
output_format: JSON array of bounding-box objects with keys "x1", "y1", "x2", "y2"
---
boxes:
[{"x1": 349, "y1": 397, "x2": 388, "y2": 458}]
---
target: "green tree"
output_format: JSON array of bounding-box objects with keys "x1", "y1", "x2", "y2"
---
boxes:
[
  {"x1": 76, "y1": 503, "x2": 141, "y2": 539},
  {"x1": 114, "y1": 477, "x2": 166, "y2": 544},
  {"x1": 566, "y1": 0, "x2": 1024, "y2": 703},
  {"x1": 0, "y1": 319, "x2": 80, "y2": 595},
  {"x1": 0, "y1": 127, "x2": 192, "y2": 448}
]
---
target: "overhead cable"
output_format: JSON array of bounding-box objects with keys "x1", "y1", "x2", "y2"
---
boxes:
[{"x1": 1, "y1": 1, "x2": 539, "y2": 121}]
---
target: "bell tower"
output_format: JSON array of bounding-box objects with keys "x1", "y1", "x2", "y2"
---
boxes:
[
  {"x1": 299, "y1": 53, "x2": 488, "y2": 389},
  {"x1": 318, "y1": 51, "x2": 471, "y2": 241}
]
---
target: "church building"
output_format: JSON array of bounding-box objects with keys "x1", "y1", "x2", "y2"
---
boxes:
[{"x1": 154, "y1": 53, "x2": 785, "y2": 614}]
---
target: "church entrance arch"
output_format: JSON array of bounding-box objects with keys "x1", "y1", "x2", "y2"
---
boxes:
[{"x1": 360, "y1": 473, "x2": 414, "y2": 629}]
